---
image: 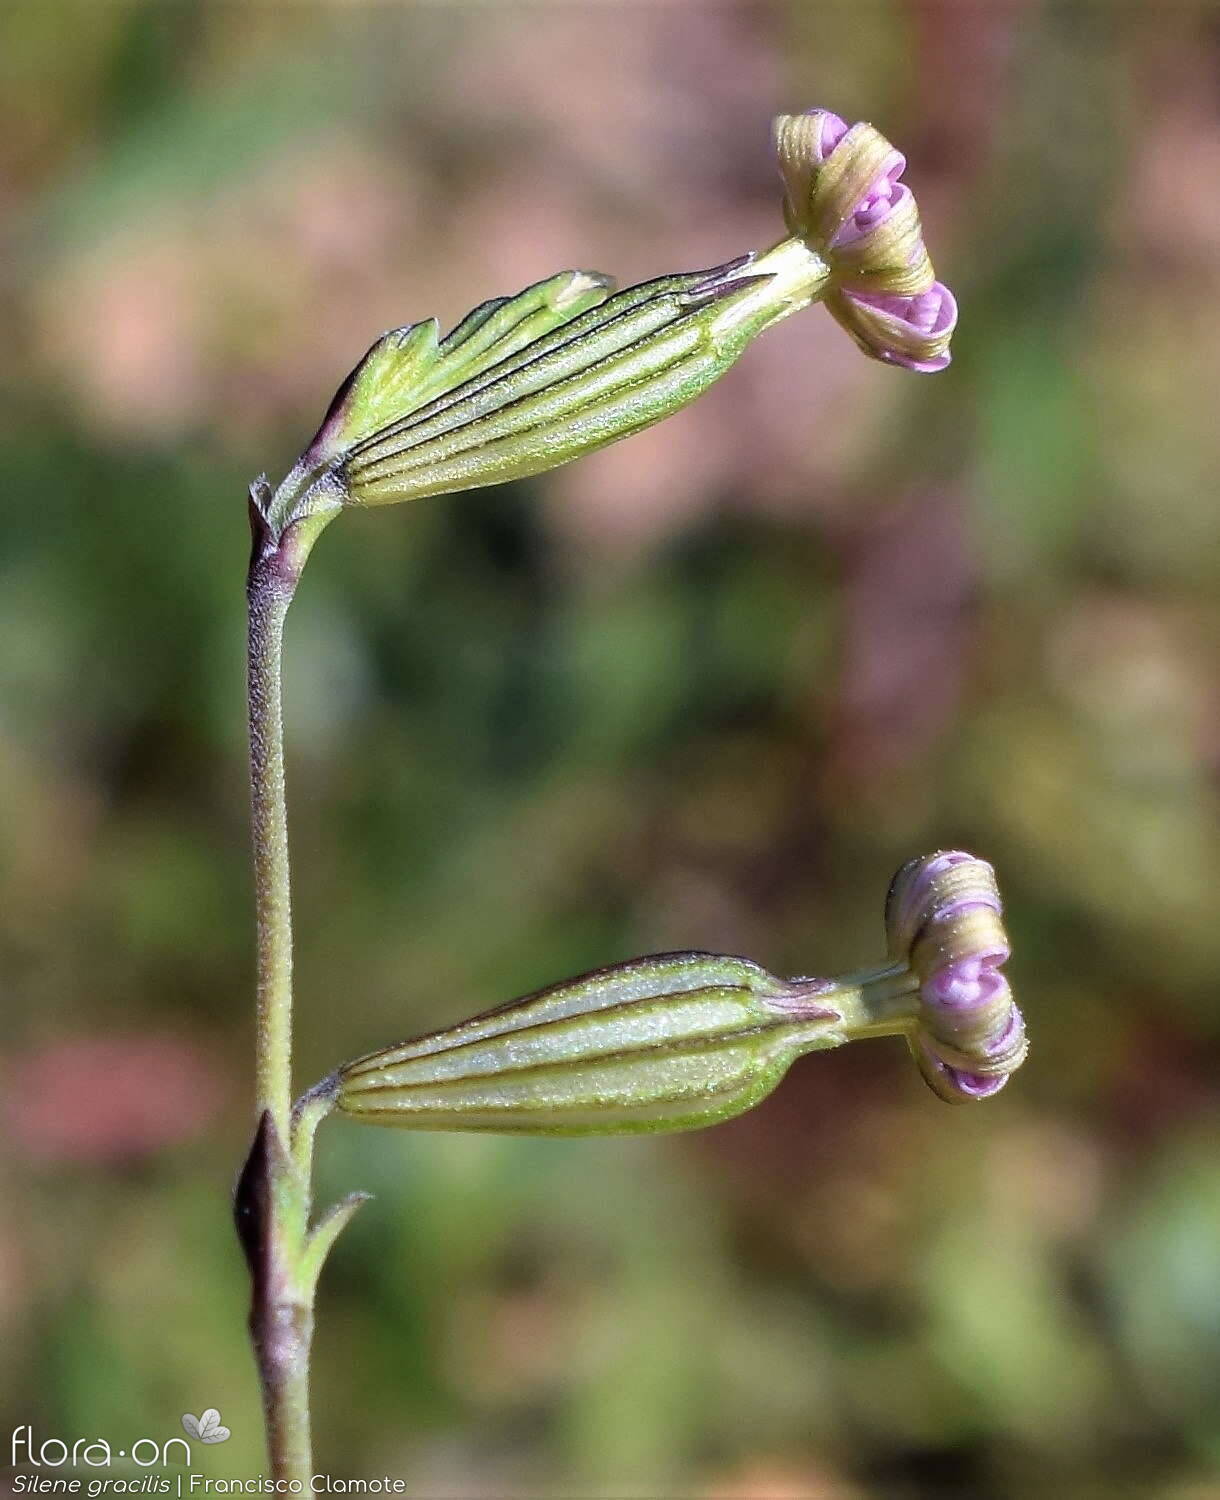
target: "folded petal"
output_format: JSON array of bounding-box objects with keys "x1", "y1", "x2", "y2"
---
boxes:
[
  {"x1": 827, "y1": 281, "x2": 958, "y2": 372},
  {"x1": 885, "y1": 851, "x2": 1027, "y2": 1101}
]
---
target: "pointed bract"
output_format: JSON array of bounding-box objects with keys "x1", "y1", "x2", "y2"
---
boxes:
[{"x1": 306, "y1": 270, "x2": 614, "y2": 469}]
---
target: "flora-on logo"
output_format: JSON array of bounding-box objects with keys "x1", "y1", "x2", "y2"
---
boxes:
[
  {"x1": 11, "y1": 1425, "x2": 191, "y2": 1467},
  {"x1": 181, "y1": 1410, "x2": 231, "y2": 1444}
]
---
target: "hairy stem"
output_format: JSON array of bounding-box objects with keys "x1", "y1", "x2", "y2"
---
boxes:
[
  {"x1": 256, "y1": 1303, "x2": 314, "y2": 1481},
  {"x1": 240, "y1": 1116, "x2": 315, "y2": 1485},
  {"x1": 248, "y1": 550, "x2": 296, "y2": 1140},
  {"x1": 241, "y1": 499, "x2": 337, "y2": 1483}
]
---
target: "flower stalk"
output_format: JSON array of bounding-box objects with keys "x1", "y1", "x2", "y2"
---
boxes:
[
  {"x1": 234, "y1": 107, "x2": 980, "y2": 1481},
  {"x1": 242, "y1": 493, "x2": 342, "y2": 1484}
]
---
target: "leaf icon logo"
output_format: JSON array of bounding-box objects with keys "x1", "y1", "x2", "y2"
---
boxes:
[{"x1": 182, "y1": 1409, "x2": 231, "y2": 1444}]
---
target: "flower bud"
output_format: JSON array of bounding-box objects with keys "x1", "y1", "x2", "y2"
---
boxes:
[
  {"x1": 256, "y1": 108, "x2": 957, "y2": 538},
  {"x1": 885, "y1": 851, "x2": 1027, "y2": 1102},
  {"x1": 773, "y1": 109, "x2": 957, "y2": 370},
  {"x1": 332, "y1": 854, "x2": 1025, "y2": 1135}
]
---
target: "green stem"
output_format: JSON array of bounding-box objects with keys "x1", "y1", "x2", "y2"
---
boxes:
[
  {"x1": 243, "y1": 498, "x2": 337, "y2": 1484},
  {"x1": 255, "y1": 1271, "x2": 314, "y2": 1484}
]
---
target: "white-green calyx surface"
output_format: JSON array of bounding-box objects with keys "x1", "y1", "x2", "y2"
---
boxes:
[
  {"x1": 335, "y1": 951, "x2": 917, "y2": 1136},
  {"x1": 257, "y1": 240, "x2": 830, "y2": 539}
]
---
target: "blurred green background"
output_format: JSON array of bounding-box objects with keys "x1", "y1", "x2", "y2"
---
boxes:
[{"x1": 2, "y1": 2, "x2": 1219, "y2": 1495}]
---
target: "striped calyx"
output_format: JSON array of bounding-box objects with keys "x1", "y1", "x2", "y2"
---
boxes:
[
  {"x1": 263, "y1": 250, "x2": 829, "y2": 532},
  {"x1": 336, "y1": 954, "x2": 845, "y2": 1137}
]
